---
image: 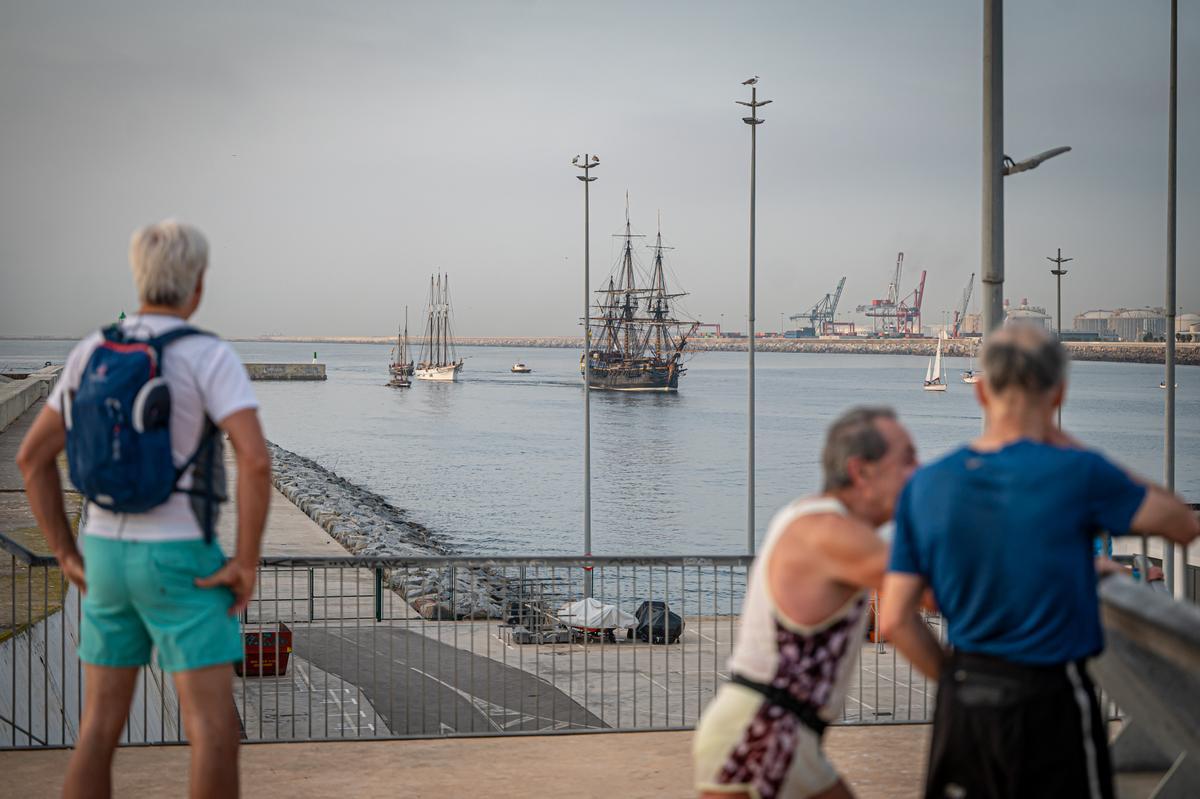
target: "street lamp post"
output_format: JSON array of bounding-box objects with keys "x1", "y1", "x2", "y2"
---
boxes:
[
  {"x1": 1165, "y1": 0, "x2": 1180, "y2": 596},
  {"x1": 1047, "y1": 247, "x2": 1072, "y2": 426},
  {"x1": 980, "y1": 1, "x2": 1072, "y2": 342},
  {"x1": 738, "y1": 77, "x2": 771, "y2": 556},
  {"x1": 573, "y1": 153, "x2": 598, "y2": 596}
]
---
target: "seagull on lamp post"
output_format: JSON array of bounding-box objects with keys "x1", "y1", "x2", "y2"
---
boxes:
[{"x1": 742, "y1": 76, "x2": 758, "y2": 86}]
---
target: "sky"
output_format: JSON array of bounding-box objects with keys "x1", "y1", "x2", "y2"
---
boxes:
[{"x1": 0, "y1": 1, "x2": 1196, "y2": 338}]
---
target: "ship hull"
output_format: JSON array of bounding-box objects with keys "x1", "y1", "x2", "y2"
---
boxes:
[
  {"x1": 582, "y1": 364, "x2": 680, "y2": 392},
  {"x1": 416, "y1": 363, "x2": 463, "y2": 382}
]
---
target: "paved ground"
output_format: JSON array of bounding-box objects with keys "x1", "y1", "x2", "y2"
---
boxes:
[{"x1": 0, "y1": 726, "x2": 933, "y2": 798}]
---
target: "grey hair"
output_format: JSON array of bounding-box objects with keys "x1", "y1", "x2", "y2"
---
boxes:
[
  {"x1": 981, "y1": 325, "x2": 1066, "y2": 394},
  {"x1": 821, "y1": 406, "x2": 897, "y2": 492},
  {"x1": 129, "y1": 220, "x2": 208, "y2": 308}
]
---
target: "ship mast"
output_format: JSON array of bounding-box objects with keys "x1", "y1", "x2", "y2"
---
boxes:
[
  {"x1": 620, "y1": 195, "x2": 636, "y2": 359},
  {"x1": 441, "y1": 274, "x2": 450, "y2": 366},
  {"x1": 647, "y1": 211, "x2": 674, "y2": 360},
  {"x1": 422, "y1": 274, "x2": 436, "y2": 366},
  {"x1": 401, "y1": 305, "x2": 409, "y2": 365}
]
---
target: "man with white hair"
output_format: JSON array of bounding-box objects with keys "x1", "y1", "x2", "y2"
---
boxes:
[
  {"x1": 882, "y1": 325, "x2": 1198, "y2": 799},
  {"x1": 17, "y1": 220, "x2": 271, "y2": 798},
  {"x1": 694, "y1": 406, "x2": 918, "y2": 799}
]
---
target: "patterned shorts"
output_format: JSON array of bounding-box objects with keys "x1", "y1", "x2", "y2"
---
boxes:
[{"x1": 693, "y1": 683, "x2": 838, "y2": 799}]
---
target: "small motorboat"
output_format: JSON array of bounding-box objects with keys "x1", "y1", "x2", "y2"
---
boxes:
[
  {"x1": 1159, "y1": 381, "x2": 1179, "y2": 389},
  {"x1": 388, "y1": 376, "x2": 411, "y2": 388},
  {"x1": 511, "y1": 362, "x2": 532, "y2": 374}
]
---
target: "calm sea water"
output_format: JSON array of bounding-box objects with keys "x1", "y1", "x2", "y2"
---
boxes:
[{"x1": 3, "y1": 339, "x2": 1196, "y2": 555}]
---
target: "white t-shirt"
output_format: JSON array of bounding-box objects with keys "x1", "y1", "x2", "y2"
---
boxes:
[{"x1": 48, "y1": 314, "x2": 259, "y2": 541}]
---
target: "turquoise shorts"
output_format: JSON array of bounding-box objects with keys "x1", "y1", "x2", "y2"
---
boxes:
[{"x1": 79, "y1": 535, "x2": 243, "y2": 673}]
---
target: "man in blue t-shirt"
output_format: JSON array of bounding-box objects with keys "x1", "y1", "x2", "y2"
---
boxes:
[{"x1": 881, "y1": 326, "x2": 1198, "y2": 799}]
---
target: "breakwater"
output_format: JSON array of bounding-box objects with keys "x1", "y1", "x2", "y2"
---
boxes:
[
  {"x1": 268, "y1": 442, "x2": 506, "y2": 619},
  {"x1": 242, "y1": 336, "x2": 1199, "y2": 366},
  {"x1": 245, "y1": 363, "x2": 326, "y2": 381}
]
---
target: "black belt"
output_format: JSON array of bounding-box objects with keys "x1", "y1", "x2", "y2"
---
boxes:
[{"x1": 730, "y1": 674, "x2": 828, "y2": 737}]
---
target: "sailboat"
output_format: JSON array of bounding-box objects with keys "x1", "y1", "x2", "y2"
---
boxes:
[
  {"x1": 582, "y1": 202, "x2": 699, "y2": 392},
  {"x1": 415, "y1": 273, "x2": 465, "y2": 382},
  {"x1": 388, "y1": 306, "x2": 414, "y2": 387},
  {"x1": 924, "y1": 335, "x2": 948, "y2": 391},
  {"x1": 961, "y1": 340, "x2": 981, "y2": 384}
]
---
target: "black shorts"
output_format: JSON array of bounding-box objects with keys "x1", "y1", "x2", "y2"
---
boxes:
[{"x1": 926, "y1": 651, "x2": 1113, "y2": 799}]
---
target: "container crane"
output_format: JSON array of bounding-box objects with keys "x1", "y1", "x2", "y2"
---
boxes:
[
  {"x1": 950, "y1": 273, "x2": 975, "y2": 338},
  {"x1": 856, "y1": 252, "x2": 927, "y2": 336},
  {"x1": 788, "y1": 277, "x2": 848, "y2": 337}
]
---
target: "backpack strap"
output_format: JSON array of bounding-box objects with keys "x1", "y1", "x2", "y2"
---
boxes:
[
  {"x1": 148, "y1": 325, "x2": 215, "y2": 359},
  {"x1": 146, "y1": 325, "x2": 222, "y2": 542},
  {"x1": 175, "y1": 417, "x2": 223, "y2": 542}
]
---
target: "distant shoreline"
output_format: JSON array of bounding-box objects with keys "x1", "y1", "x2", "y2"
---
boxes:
[
  {"x1": 244, "y1": 336, "x2": 1198, "y2": 365},
  {"x1": 3, "y1": 335, "x2": 1196, "y2": 365}
]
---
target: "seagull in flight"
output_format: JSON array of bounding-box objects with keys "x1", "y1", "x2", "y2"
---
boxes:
[{"x1": 742, "y1": 76, "x2": 758, "y2": 86}]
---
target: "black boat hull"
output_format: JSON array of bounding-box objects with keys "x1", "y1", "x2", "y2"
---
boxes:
[{"x1": 582, "y1": 364, "x2": 681, "y2": 392}]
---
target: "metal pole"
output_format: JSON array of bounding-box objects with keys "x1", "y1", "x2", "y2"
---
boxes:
[
  {"x1": 575, "y1": 154, "x2": 598, "y2": 597},
  {"x1": 748, "y1": 89, "x2": 757, "y2": 556},
  {"x1": 1047, "y1": 248, "x2": 1071, "y2": 427},
  {"x1": 1165, "y1": 0, "x2": 1180, "y2": 597},
  {"x1": 1057, "y1": 271, "x2": 1062, "y2": 425},
  {"x1": 981, "y1": 0, "x2": 1005, "y2": 339},
  {"x1": 585, "y1": 162, "x2": 591, "y2": 596},
  {"x1": 739, "y1": 79, "x2": 770, "y2": 555}
]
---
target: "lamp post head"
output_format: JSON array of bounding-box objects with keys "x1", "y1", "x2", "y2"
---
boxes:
[
  {"x1": 573, "y1": 153, "x2": 599, "y2": 181},
  {"x1": 1004, "y1": 146, "x2": 1072, "y2": 176}
]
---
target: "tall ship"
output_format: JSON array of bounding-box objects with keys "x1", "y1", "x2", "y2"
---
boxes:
[
  {"x1": 415, "y1": 273, "x2": 464, "y2": 382},
  {"x1": 389, "y1": 306, "x2": 414, "y2": 378},
  {"x1": 582, "y1": 204, "x2": 699, "y2": 392}
]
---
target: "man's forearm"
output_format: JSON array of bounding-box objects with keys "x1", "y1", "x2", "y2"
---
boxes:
[
  {"x1": 234, "y1": 461, "x2": 271, "y2": 564},
  {"x1": 23, "y1": 461, "x2": 76, "y2": 559},
  {"x1": 890, "y1": 613, "x2": 946, "y2": 679}
]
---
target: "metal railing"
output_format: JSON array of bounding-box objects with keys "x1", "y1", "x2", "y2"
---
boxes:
[{"x1": 1, "y1": 539, "x2": 943, "y2": 748}]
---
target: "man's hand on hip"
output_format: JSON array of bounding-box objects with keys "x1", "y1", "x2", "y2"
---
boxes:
[{"x1": 195, "y1": 559, "x2": 258, "y2": 616}]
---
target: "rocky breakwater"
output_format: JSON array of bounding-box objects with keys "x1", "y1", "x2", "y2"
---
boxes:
[{"x1": 268, "y1": 442, "x2": 508, "y2": 620}]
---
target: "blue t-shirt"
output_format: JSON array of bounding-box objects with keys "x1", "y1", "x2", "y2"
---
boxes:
[{"x1": 889, "y1": 440, "x2": 1146, "y2": 665}]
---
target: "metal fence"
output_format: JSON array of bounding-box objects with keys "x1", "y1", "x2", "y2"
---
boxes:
[{"x1": 1, "y1": 539, "x2": 944, "y2": 748}]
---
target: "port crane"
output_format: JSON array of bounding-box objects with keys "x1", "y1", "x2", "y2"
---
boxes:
[
  {"x1": 855, "y1": 252, "x2": 926, "y2": 337},
  {"x1": 789, "y1": 277, "x2": 848, "y2": 336},
  {"x1": 950, "y1": 273, "x2": 975, "y2": 338}
]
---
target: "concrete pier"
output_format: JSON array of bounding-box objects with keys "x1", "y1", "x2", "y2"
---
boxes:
[{"x1": 243, "y1": 363, "x2": 327, "y2": 381}]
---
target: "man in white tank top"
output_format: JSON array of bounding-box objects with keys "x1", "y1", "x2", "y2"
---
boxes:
[{"x1": 694, "y1": 407, "x2": 917, "y2": 799}]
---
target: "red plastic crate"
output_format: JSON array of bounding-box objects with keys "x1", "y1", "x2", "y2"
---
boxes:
[{"x1": 236, "y1": 622, "x2": 292, "y2": 677}]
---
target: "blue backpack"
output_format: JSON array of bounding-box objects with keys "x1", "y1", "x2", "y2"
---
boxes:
[{"x1": 64, "y1": 324, "x2": 225, "y2": 541}]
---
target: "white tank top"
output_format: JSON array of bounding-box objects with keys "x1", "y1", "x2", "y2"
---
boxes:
[{"x1": 727, "y1": 496, "x2": 871, "y2": 720}]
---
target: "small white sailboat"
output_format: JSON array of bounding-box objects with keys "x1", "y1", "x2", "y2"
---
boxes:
[
  {"x1": 961, "y1": 341, "x2": 981, "y2": 384},
  {"x1": 924, "y1": 336, "x2": 948, "y2": 392},
  {"x1": 511, "y1": 362, "x2": 532, "y2": 373}
]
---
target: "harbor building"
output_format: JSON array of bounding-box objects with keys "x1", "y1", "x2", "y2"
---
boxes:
[
  {"x1": 1074, "y1": 307, "x2": 1168, "y2": 341},
  {"x1": 1003, "y1": 299, "x2": 1053, "y2": 331}
]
